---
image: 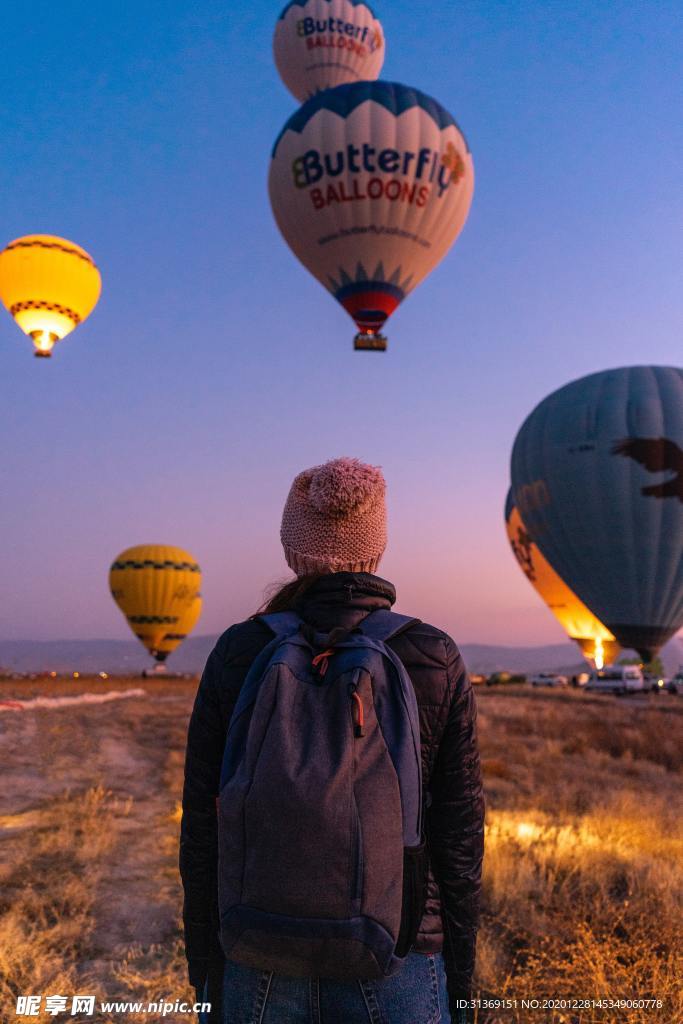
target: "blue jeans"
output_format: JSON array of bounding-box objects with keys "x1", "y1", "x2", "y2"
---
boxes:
[{"x1": 200, "y1": 951, "x2": 451, "y2": 1024}]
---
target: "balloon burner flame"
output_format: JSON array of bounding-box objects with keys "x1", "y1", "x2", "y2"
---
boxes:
[
  {"x1": 594, "y1": 638, "x2": 605, "y2": 671},
  {"x1": 30, "y1": 330, "x2": 58, "y2": 358}
]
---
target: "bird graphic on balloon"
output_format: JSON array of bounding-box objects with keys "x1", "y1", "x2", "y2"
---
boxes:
[{"x1": 612, "y1": 438, "x2": 683, "y2": 503}]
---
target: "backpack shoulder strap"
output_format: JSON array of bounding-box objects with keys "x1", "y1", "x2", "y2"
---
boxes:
[
  {"x1": 257, "y1": 611, "x2": 302, "y2": 637},
  {"x1": 357, "y1": 608, "x2": 421, "y2": 643}
]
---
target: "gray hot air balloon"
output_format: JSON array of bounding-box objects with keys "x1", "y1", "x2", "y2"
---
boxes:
[{"x1": 511, "y1": 365, "x2": 683, "y2": 662}]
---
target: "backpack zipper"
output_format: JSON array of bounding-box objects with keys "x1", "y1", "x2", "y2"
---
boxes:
[
  {"x1": 348, "y1": 673, "x2": 364, "y2": 738},
  {"x1": 350, "y1": 691, "x2": 364, "y2": 737},
  {"x1": 349, "y1": 668, "x2": 364, "y2": 905},
  {"x1": 351, "y1": 792, "x2": 364, "y2": 904}
]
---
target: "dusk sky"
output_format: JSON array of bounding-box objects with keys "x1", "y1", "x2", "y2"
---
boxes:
[{"x1": 1, "y1": 1, "x2": 680, "y2": 647}]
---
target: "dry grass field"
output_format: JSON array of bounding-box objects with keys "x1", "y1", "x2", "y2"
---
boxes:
[{"x1": 0, "y1": 677, "x2": 681, "y2": 1023}]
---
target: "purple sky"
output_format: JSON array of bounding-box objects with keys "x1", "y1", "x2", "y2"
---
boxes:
[{"x1": 1, "y1": 1, "x2": 680, "y2": 646}]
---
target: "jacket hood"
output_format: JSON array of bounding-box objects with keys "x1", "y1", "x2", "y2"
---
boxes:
[{"x1": 295, "y1": 572, "x2": 396, "y2": 632}]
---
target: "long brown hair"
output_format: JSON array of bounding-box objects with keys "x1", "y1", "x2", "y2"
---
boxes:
[{"x1": 255, "y1": 574, "x2": 324, "y2": 615}]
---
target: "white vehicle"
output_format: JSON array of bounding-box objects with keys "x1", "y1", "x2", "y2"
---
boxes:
[
  {"x1": 529, "y1": 672, "x2": 568, "y2": 687},
  {"x1": 586, "y1": 665, "x2": 645, "y2": 694}
]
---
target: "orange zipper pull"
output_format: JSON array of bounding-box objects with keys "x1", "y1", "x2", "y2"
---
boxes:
[
  {"x1": 312, "y1": 648, "x2": 335, "y2": 677},
  {"x1": 351, "y1": 690, "x2": 364, "y2": 738}
]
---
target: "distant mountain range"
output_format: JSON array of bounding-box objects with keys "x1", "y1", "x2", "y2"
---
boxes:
[{"x1": 1, "y1": 634, "x2": 681, "y2": 676}]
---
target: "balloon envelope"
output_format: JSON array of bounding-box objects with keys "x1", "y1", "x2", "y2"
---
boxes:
[
  {"x1": 0, "y1": 234, "x2": 101, "y2": 357},
  {"x1": 269, "y1": 81, "x2": 474, "y2": 347},
  {"x1": 274, "y1": 0, "x2": 385, "y2": 103},
  {"x1": 505, "y1": 489, "x2": 619, "y2": 666},
  {"x1": 109, "y1": 545, "x2": 202, "y2": 662},
  {"x1": 511, "y1": 366, "x2": 683, "y2": 661}
]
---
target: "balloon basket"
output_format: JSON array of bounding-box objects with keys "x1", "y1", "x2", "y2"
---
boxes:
[
  {"x1": 354, "y1": 332, "x2": 387, "y2": 352},
  {"x1": 30, "y1": 329, "x2": 58, "y2": 358},
  {"x1": 142, "y1": 663, "x2": 168, "y2": 678}
]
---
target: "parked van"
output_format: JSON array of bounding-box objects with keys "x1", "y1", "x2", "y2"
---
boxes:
[{"x1": 586, "y1": 665, "x2": 644, "y2": 694}]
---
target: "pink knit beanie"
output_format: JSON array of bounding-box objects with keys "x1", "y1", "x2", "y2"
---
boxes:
[{"x1": 281, "y1": 457, "x2": 387, "y2": 576}]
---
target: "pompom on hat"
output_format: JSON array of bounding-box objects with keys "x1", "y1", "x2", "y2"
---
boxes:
[{"x1": 281, "y1": 457, "x2": 387, "y2": 576}]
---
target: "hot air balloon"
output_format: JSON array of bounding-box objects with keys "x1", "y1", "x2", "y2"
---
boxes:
[
  {"x1": 505, "y1": 489, "x2": 619, "y2": 668},
  {"x1": 109, "y1": 545, "x2": 202, "y2": 670},
  {"x1": 511, "y1": 365, "x2": 683, "y2": 662},
  {"x1": 269, "y1": 81, "x2": 474, "y2": 350},
  {"x1": 0, "y1": 235, "x2": 101, "y2": 357},
  {"x1": 273, "y1": 0, "x2": 385, "y2": 103}
]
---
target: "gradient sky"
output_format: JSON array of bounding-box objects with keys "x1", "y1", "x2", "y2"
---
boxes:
[{"x1": 1, "y1": 0, "x2": 680, "y2": 647}]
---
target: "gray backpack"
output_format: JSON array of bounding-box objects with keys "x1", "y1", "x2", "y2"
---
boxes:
[{"x1": 217, "y1": 609, "x2": 427, "y2": 980}]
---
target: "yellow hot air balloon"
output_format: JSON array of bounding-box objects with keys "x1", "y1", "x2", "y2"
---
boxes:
[
  {"x1": 505, "y1": 490, "x2": 619, "y2": 668},
  {"x1": 0, "y1": 234, "x2": 101, "y2": 357},
  {"x1": 109, "y1": 545, "x2": 202, "y2": 667}
]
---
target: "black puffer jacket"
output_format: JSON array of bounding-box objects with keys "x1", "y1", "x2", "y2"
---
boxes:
[{"x1": 180, "y1": 573, "x2": 485, "y2": 1011}]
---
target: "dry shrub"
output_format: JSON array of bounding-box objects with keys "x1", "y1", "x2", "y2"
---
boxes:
[
  {"x1": 0, "y1": 786, "x2": 125, "y2": 1015},
  {"x1": 497, "y1": 694, "x2": 682, "y2": 772},
  {"x1": 0, "y1": 684, "x2": 194, "y2": 1021},
  {"x1": 474, "y1": 689, "x2": 683, "y2": 1023},
  {"x1": 109, "y1": 939, "x2": 195, "y2": 1024},
  {"x1": 1, "y1": 678, "x2": 681, "y2": 1023}
]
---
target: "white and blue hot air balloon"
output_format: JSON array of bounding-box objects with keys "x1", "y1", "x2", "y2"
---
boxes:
[
  {"x1": 273, "y1": 0, "x2": 385, "y2": 103},
  {"x1": 269, "y1": 81, "x2": 474, "y2": 350},
  {"x1": 511, "y1": 365, "x2": 683, "y2": 662}
]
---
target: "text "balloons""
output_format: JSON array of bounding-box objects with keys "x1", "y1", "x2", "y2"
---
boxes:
[{"x1": 274, "y1": 0, "x2": 385, "y2": 103}]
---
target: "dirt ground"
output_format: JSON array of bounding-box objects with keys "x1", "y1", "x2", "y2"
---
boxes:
[{"x1": 0, "y1": 678, "x2": 681, "y2": 1023}]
